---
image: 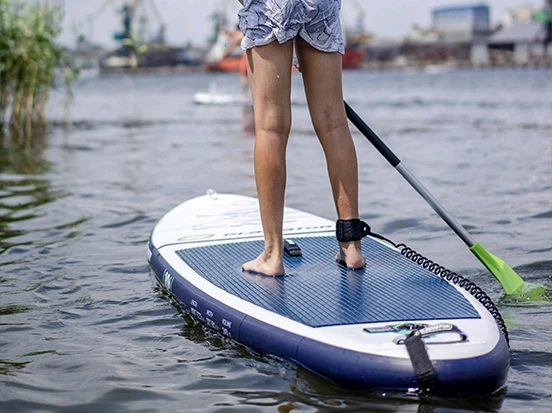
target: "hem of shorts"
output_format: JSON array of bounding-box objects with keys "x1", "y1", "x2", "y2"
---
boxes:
[
  {"x1": 241, "y1": 33, "x2": 344, "y2": 55},
  {"x1": 297, "y1": 32, "x2": 345, "y2": 55}
]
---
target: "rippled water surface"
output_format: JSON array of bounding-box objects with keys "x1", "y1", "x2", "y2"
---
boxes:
[{"x1": 1, "y1": 68, "x2": 551, "y2": 413}]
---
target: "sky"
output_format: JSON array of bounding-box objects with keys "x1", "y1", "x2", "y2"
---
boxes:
[{"x1": 59, "y1": 0, "x2": 543, "y2": 49}]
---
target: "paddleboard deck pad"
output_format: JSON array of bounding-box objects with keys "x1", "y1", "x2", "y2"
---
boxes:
[{"x1": 147, "y1": 192, "x2": 509, "y2": 395}]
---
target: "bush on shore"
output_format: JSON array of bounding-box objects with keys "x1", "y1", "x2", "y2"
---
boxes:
[{"x1": 0, "y1": 0, "x2": 74, "y2": 136}]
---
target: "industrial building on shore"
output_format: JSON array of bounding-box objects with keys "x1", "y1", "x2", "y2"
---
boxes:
[
  {"x1": 72, "y1": 1, "x2": 552, "y2": 73},
  {"x1": 363, "y1": 2, "x2": 552, "y2": 69}
]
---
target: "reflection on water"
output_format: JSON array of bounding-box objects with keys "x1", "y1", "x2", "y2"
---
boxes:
[
  {"x1": 0, "y1": 359, "x2": 30, "y2": 375},
  {"x1": 0, "y1": 69, "x2": 551, "y2": 413},
  {"x1": 0, "y1": 170, "x2": 82, "y2": 259},
  {"x1": 0, "y1": 128, "x2": 50, "y2": 175},
  {"x1": 0, "y1": 304, "x2": 33, "y2": 315}
]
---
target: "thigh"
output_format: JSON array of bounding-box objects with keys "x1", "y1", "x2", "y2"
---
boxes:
[
  {"x1": 295, "y1": 37, "x2": 346, "y2": 134},
  {"x1": 246, "y1": 40, "x2": 294, "y2": 132}
]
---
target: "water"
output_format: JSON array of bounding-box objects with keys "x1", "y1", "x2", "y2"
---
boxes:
[{"x1": 1, "y1": 68, "x2": 551, "y2": 413}]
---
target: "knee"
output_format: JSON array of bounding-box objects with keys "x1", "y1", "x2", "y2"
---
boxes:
[
  {"x1": 310, "y1": 104, "x2": 347, "y2": 137},
  {"x1": 255, "y1": 106, "x2": 291, "y2": 137}
]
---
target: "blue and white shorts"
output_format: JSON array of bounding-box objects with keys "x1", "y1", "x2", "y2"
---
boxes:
[{"x1": 237, "y1": 0, "x2": 344, "y2": 55}]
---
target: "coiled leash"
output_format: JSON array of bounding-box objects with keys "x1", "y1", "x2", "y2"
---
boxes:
[{"x1": 397, "y1": 244, "x2": 509, "y2": 345}]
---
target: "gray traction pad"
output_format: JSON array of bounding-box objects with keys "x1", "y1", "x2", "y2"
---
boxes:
[{"x1": 176, "y1": 236, "x2": 480, "y2": 327}]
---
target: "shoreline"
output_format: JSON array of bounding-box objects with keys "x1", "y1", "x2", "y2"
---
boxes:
[{"x1": 95, "y1": 62, "x2": 552, "y2": 77}]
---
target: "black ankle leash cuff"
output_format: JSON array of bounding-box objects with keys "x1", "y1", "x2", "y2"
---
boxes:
[{"x1": 336, "y1": 219, "x2": 371, "y2": 242}]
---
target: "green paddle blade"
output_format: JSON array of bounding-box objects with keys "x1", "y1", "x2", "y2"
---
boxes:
[
  {"x1": 470, "y1": 242, "x2": 525, "y2": 295},
  {"x1": 470, "y1": 242, "x2": 550, "y2": 300},
  {"x1": 515, "y1": 283, "x2": 550, "y2": 302}
]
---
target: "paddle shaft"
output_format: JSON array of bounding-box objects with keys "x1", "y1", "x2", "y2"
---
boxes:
[{"x1": 344, "y1": 101, "x2": 477, "y2": 248}]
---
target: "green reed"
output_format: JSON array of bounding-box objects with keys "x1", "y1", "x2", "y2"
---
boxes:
[{"x1": 0, "y1": 1, "x2": 73, "y2": 135}]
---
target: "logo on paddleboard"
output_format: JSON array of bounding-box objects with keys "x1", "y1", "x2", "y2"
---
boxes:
[
  {"x1": 162, "y1": 270, "x2": 174, "y2": 291},
  {"x1": 178, "y1": 234, "x2": 214, "y2": 242}
]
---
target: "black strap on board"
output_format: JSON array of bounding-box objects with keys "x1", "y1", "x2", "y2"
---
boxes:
[
  {"x1": 404, "y1": 331, "x2": 438, "y2": 392},
  {"x1": 395, "y1": 323, "x2": 468, "y2": 392}
]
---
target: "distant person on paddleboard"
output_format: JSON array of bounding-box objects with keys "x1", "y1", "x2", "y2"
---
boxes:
[
  {"x1": 219, "y1": 25, "x2": 249, "y2": 96},
  {"x1": 238, "y1": 0, "x2": 366, "y2": 276}
]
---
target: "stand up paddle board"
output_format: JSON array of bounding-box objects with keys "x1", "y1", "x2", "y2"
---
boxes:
[{"x1": 147, "y1": 191, "x2": 509, "y2": 395}]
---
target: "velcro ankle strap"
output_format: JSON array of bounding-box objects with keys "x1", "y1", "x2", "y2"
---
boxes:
[{"x1": 336, "y1": 219, "x2": 371, "y2": 242}]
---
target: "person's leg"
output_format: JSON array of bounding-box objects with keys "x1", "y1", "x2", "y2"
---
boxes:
[
  {"x1": 242, "y1": 40, "x2": 294, "y2": 276},
  {"x1": 295, "y1": 37, "x2": 365, "y2": 269},
  {"x1": 239, "y1": 53, "x2": 249, "y2": 97}
]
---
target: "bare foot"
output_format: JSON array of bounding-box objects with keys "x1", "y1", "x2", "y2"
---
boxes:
[
  {"x1": 242, "y1": 251, "x2": 285, "y2": 277},
  {"x1": 336, "y1": 241, "x2": 366, "y2": 269}
]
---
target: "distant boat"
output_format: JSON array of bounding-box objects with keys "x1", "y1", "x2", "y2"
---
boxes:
[
  {"x1": 205, "y1": 54, "x2": 243, "y2": 72},
  {"x1": 203, "y1": 24, "x2": 231, "y2": 69},
  {"x1": 343, "y1": 47, "x2": 365, "y2": 69}
]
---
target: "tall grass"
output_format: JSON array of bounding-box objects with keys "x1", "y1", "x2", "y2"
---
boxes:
[{"x1": 0, "y1": 0, "x2": 73, "y2": 137}]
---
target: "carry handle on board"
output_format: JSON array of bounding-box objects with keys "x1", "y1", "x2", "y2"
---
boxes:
[{"x1": 343, "y1": 101, "x2": 545, "y2": 299}]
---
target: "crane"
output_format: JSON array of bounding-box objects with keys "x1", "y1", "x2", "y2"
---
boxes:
[
  {"x1": 85, "y1": 0, "x2": 166, "y2": 46},
  {"x1": 343, "y1": 0, "x2": 372, "y2": 45},
  {"x1": 85, "y1": 0, "x2": 118, "y2": 42},
  {"x1": 144, "y1": 0, "x2": 166, "y2": 44},
  {"x1": 349, "y1": 0, "x2": 367, "y2": 35}
]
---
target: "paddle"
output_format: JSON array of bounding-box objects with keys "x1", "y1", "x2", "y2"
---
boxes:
[{"x1": 344, "y1": 101, "x2": 547, "y2": 299}]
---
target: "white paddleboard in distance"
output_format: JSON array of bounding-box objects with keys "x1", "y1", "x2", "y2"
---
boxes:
[
  {"x1": 148, "y1": 191, "x2": 509, "y2": 394},
  {"x1": 193, "y1": 91, "x2": 251, "y2": 106}
]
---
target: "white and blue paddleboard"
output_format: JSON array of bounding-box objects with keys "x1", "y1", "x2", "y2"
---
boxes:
[{"x1": 147, "y1": 192, "x2": 509, "y2": 394}]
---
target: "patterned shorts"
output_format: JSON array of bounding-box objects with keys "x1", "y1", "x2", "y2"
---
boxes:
[{"x1": 238, "y1": 0, "x2": 344, "y2": 55}]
